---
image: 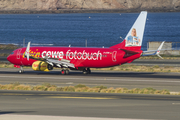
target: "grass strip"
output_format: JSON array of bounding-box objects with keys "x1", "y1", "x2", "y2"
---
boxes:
[
  {"x1": 0, "y1": 83, "x2": 177, "y2": 95},
  {"x1": 140, "y1": 55, "x2": 180, "y2": 60},
  {"x1": 0, "y1": 44, "x2": 19, "y2": 50},
  {"x1": 0, "y1": 53, "x2": 9, "y2": 57},
  {"x1": 93, "y1": 64, "x2": 180, "y2": 73}
]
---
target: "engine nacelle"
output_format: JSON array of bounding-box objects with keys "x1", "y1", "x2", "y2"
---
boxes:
[{"x1": 32, "y1": 61, "x2": 52, "y2": 72}]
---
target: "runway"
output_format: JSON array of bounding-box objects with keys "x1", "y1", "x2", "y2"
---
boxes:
[
  {"x1": 0, "y1": 90, "x2": 180, "y2": 120},
  {"x1": 0, "y1": 68, "x2": 180, "y2": 92}
]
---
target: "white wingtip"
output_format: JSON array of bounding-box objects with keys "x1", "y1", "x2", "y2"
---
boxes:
[{"x1": 25, "y1": 42, "x2": 31, "y2": 61}]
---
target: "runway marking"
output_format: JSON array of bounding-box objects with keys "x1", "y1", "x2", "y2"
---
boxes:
[
  {"x1": 0, "y1": 75, "x2": 180, "y2": 83},
  {"x1": 0, "y1": 93, "x2": 116, "y2": 100},
  {"x1": 0, "y1": 114, "x2": 153, "y2": 120},
  {"x1": 172, "y1": 103, "x2": 180, "y2": 105},
  {"x1": 48, "y1": 96, "x2": 116, "y2": 99},
  {"x1": 66, "y1": 82, "x2": 74, "y2": 84},
  {"x1": 26, "y1": 98, "x2": 36, "y2": 100}
]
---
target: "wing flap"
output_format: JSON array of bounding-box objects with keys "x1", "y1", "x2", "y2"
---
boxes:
[{"x1": 47, "y1": 58, "x2": 75, "y2": 68}]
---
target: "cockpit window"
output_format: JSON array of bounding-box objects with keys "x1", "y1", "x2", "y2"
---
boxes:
[{"x1": 11, "y1": 52, "x2": 14, "y2": 55}]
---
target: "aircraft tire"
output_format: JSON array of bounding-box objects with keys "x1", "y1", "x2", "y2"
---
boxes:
[
  {"x1": 61, "y1": 70, "x2": 66, "y2": 75},
  {"x1": 19, "y1": 70, "x2": 24, "y2": 74},
  {"x1": 83, "y1": 68, "x2": 91, "y2": 74},
  {"x1": 87, "y1": 68, "x2": 91, "y2": 74},
  {"x1": 83, "y1": 71, "x2": 87, "y2": 75},
  {"x1": 66, "y1": 70, "x2": 69, "y2": 75}
]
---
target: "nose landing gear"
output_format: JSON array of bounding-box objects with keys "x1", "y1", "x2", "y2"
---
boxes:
[{"x1": 19, "y1": 66, "x2": 24, "y2": 73}]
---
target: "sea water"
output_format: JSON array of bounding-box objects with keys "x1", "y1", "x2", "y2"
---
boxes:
[{"x1": 0, "y1": 12, "x2": 179, "y2": 50}]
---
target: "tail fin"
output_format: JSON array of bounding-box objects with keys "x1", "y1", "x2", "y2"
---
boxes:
[{"x1": 111, "y1": 11, "x2": 147, "y2": 50}]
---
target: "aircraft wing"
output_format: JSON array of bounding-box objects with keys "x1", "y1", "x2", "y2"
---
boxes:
[
  {"x1": 25, "y1": 42, "x2": 75, "y2": 68},
  {"x1": 29, "y1": 56, "x2": 46, "y2": 61},
  {"x1": 46, "y1": 58, "x2": 75, "y2": 68}
]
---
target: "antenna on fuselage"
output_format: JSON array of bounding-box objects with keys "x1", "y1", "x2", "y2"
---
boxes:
[{"x1": 120, "y1": 36, "x2": 124, "y2": 41}]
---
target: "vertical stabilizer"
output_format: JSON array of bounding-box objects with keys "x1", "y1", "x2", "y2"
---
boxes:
[{"x1": 111, "y1": 11, "x2": 147, "y2": 50}]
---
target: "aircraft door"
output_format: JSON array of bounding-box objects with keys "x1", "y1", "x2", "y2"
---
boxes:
[
  {"x1": 17, "y1": 49, "x2": 22, "y2": 59},
  {"x1": 112, "y1": 51, "x2": 117, "y2": 62}
]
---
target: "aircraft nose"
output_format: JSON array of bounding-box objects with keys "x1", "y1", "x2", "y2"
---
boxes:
[{"x1": 7, "y1": 55, "x2": 12, "y2": 63}]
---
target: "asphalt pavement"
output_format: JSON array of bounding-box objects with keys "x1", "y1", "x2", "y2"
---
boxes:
[
  {"x1": 0, "y1": 68, "x2": 180, "y2": 92},
  {"x1": 0, "y1": 90, "x2": 180, "y2": 120},
  {"x1": 1, "y1": 68, "x2": 180, "y2": 120}
]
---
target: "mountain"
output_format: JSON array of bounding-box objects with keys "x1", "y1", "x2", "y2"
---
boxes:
[{"x1": 0, "y1": 0, "x2": 179, "y2": 13}]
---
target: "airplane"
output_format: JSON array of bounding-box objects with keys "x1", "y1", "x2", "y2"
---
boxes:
[{"x1": 7, "y1": 11, "x2": 165, "y2": 75}]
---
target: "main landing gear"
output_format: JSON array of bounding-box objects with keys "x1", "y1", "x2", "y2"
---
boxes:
[
  {"x1": 19, "y1": 66, "x2": 24, "y2": 73},
  {"x1": 83, "y1": 68, "x2": 91, "y2": 74},
  {"x1": 61, "y1": 69, "x2": 69, "y2": 75}
]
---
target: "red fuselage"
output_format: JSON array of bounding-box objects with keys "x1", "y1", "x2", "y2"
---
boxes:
[{"x1": 7, "y1": 46, "x2": 142, "y2": 69}]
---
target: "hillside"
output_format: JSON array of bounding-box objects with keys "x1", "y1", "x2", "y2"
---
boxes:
[{"x1": 0, "y1": 0, "x2": 179, "y2": 13}]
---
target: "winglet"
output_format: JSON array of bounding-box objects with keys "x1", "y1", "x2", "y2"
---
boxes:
[
  {"x1": 25, "y1": 42, "x2": 31, "y2": 61},
  {"x1": 156, "y1": 41, "x2": 165, "y2": 59}
]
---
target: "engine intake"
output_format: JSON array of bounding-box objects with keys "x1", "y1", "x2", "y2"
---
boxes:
[{"x1": 47, "y1": 64, "x2": 53, "y2": 70}]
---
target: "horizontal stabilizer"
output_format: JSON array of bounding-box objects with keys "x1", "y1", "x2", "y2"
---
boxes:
[{"x1": 142, "y1": 41, "x2": 165, "y2": 59}]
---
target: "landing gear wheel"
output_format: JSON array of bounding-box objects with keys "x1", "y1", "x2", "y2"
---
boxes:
[
  {"x1": 19, "y1": 70, "x2": 24, "y2": 74},
  {"x1": 83, "y1": 70, "x2": 87, "y2": 75},
  {"x1": 19, "y1": 66, "x2": 24, "y2": 74},
  {"x1": 61, "y1": 69, "x2": 69, "y2": 75},
  {"x1": 65, "y1": 70, "x2": 69, "y2": 75},
  {"x1": 61, "y1": 70, "x2": 66, "y2": 75},
  {"x1": 87, "y1": 68, "x2": 91, "y2": 74},
  {"x1": 83, "y1": 68, "x2": 91, "y2": 74}
]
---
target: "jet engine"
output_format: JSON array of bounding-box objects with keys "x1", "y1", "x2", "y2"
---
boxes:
[{"x1": 32, "y1": 61, "x2": 53, "y2": 71}]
